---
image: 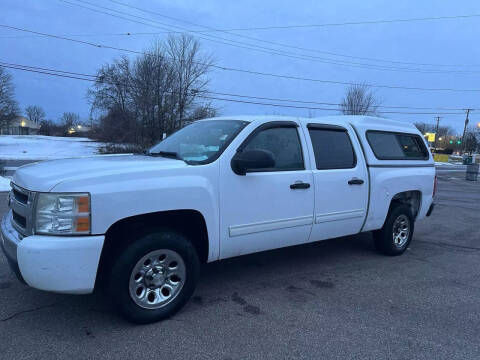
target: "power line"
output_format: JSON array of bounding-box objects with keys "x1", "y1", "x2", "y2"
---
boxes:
[
  {"x1": 59, "y1": 0, "x2": 327, "y2": 65},
  {"x1": 0, "y1": 63, "x2": 344, "y2": 111},
  {"x1": 2, "y1": 23, "x2": 480, "y2": 93},
  {"x1": 0, "y1": 60, "x2": 475, "y2": 111},
  {"x1": 197, "y1": 90, "x2": 475, "y2": 112},
  {"x1": 0, "y1": 27, "x2": 477, "y2": 70},
  {"x1": 57, "y1": 0, "x2": 479, "y2": 75},
  {"x1": 3, "y1": 1, "x2": 480, "y2": 71},
  {"x1": 64, "y1": 0, "x2": 480, "y2": 74},
  {"x1": 3, "y1": 10, "x2": 479, "y2": 33},
  {"x1": 106, "y1": 0, "x2": 480, "y2": 70},
  {"x1": 192, "y1": 14, "x2": 480, "y2": 31},
  {"x1": 198, "y1": 94, "x2": 467, "y2": 115},
  {"x1": 1, "y1": 61, "x2": 474, "y2": 115},
  {"x1": 2, "y1": 60, "x2": 471, "y2": 111},
  {"x1": 62, "y1": 0, "x2": 371, "y2": 71}
]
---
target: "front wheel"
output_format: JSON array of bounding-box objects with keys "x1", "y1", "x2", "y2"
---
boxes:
[
  {"x1": 108, "y1": 229, "x2": 200, "y2": 323},
  {"x1": 373, "y1": 204, "x2": 414, "y2": 256}
]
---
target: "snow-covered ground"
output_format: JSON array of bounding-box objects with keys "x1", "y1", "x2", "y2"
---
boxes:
[
  {"x1": 0, "y1": 135, "x2": 104, "y2": 160},
  {"x1": 0, "y1": 135, "x2": 107, "y2": 191},
  {"x1": 0, "y1": 176, "x2": 10, "y2": 191}
]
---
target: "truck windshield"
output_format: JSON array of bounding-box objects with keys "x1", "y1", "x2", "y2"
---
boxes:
[{"x1": 149, "y1": 120, "x2": 249, "y2": 164}]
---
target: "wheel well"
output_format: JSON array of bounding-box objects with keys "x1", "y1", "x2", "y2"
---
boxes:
[
  {"x1": 95, "y1": 210, "x2": 209, "y2": 290},
  {"x1": 390, "y1": 190, "x2": 422, "y2": 219}
]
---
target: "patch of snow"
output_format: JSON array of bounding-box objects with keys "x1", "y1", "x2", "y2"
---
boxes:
[
  {"x1": 0, "y1": 135, "x2": 105, "y2": 160},
  {"x1": 0, "y1": 176, "x2": 11, "y2": 191}
]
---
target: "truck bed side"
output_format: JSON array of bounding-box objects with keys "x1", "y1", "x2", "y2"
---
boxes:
[{"x1": 349, "y1": 116, "x2": 435, "y2": 232}]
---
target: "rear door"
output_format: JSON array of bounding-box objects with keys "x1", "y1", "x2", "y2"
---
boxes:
[{"x1": 302, "y1": 122, "x2": 369, "y2": 241}]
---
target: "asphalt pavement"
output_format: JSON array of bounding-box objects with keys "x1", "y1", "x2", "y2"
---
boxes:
[{"x1": 0, "y1": 176, "x2": 479, "y2": 359}]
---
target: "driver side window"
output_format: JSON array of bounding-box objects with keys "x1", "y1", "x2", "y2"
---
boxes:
[{"x1": 243, "y1": 126, "x2": 304, "y2": 171}]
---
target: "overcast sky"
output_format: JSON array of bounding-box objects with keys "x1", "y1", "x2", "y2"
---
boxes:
[{"x1": 1, "y1": 0, "x2": 479, "y2": 132}]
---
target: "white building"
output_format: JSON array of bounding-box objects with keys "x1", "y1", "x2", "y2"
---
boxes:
[{"x1": 0, "y1": 116, "x2": 41, "y2": 135}]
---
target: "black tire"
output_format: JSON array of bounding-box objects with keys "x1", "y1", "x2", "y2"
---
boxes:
[
  {"x1": 373, "y1": 204, "x2": 414, "y2": 256},
  {"x1": 108, "y1": 228, "x2": 200, "y2": 324}
]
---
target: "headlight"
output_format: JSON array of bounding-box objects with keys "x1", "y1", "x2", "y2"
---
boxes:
[{"x1": 35, "y1": 193, "x2": 91, "y2": 235}]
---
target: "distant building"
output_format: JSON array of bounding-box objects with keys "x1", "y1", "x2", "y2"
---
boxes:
[{"x1": 0, "y1": 116, "x2": 41, "y2": 135}]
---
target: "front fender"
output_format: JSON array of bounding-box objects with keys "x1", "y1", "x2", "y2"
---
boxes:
[{"x1": 51, "y1": 167, "x2": 220, "y2": 261}]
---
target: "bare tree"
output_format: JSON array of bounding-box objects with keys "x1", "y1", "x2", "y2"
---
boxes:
[
  {"x1": 166, "y1": 34, "x2": 213, "y2": 130},
  {"x1": 88, "y1": 57, "x2": 133, "y2": 114},
  {"x1": 187, "y1": 103, "x2": 217, "y2": 121},
  {"x1": 0, "y1": 66, "x2": 19, "y2": 132},
  {"x1": 340, "y1": 84, "x2": 381, "y2": 116},
  {"x1": 25, "y1": 105, "x2": 46, "y2": 124},
  {"x1": 464, "y1": 126, "x2": 480, "y2": 153},
  {"x1": 437, "y1": 126, "x2": 454, "y2": 138},
  {"x1": 414, "y1": 122, "x2": 453, "y2": 138},
  {"x1": 88, "y1": 34, "x2": 215, "y2": 146},
  {"x1": 414, "y1": 122, "x2": 434, "y2": 134},
  {"x1": 60, "y1": 112, "x2": 80, "y2": 134}
]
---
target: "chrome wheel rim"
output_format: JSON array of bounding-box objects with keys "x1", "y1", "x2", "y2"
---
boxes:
[
  {"x1": 392, "y1": 214, "x2": 410, "y2": 248},
  {"x1": 129, "y1": 249, "x2": 186, "y2": 309}
]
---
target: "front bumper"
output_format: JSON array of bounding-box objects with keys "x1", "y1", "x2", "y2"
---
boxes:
[{"x1": 1, "y1": 211, "x2": 105, "y2": 294}]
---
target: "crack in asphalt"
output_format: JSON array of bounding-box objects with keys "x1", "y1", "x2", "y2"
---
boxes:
[
  {"x1": 1, "y1": 303, "x2": 57, "y2": 322},
  {"x1": 417, "y1": 239, "x2": 480, "y2": 252}
]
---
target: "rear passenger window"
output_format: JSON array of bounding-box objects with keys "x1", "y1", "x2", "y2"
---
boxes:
[
  {"x1": 308, "y1": 127, "x2": 356, "y2": 169},
  {"x1": 366, "y1": 131, "x2": 429, "y2": 160}
]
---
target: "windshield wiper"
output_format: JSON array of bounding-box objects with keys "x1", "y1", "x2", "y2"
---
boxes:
[
  {"x1": 146, "y1": 150, "x2": 186, "y2": 162},
  {"x1": 147, "y1": 150, "x2": 179, "y2": 158}
]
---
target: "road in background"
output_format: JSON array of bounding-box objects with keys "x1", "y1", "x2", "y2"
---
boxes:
[
  {"x1": 0, "y1": 176, "x2": 479, "y2": 359},
  {"x1": 0, "y1": 160, "x2": 39, "y2": 177},
  {"x1": 435, "y1": 163, "x2": 467, "y2": 173}
]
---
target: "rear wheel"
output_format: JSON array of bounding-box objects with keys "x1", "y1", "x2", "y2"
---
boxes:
[
  {"x1": 373, "y1": 204, "x2": 414, "y2": 256},
  {"x1": 108, "y1": 229, "x2": 200, "y2": 323}
]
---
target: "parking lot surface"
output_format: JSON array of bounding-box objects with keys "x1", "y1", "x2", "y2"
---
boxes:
[{"x1": 0, "y1": 174, "x2": 479, "y2": 360}]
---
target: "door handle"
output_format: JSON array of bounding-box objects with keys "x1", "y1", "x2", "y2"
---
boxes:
[
  {"x1": 348, "y1": 178, "x2": 364, "y2": 185},
  {"x1": 290, "y1": 181, "x2": 310, "y2": 190}
]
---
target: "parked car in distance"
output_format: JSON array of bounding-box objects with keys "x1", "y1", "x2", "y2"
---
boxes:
[{"x1": 1, "y1": 115, "x2": 435, "y2": 323}]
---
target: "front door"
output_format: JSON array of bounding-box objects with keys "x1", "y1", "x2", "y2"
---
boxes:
[{"x1": 219, "y1": 120, "x2": 314, "y2": 259}]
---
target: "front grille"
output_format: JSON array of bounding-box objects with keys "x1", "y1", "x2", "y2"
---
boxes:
[
  {"x1": 12, "y1": 210, "x2": 26, "y2": 228},
  {"x1": 12, "y1": 187, "x2": 28, "y2": 204},
  {"x1": 9, "y1": 183, "x2": 35, "y2": 237}
]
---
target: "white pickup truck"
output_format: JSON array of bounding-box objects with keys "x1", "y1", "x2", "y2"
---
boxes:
[{"x1": 1, "y1": 115, "x2": 435, "y2": 323}]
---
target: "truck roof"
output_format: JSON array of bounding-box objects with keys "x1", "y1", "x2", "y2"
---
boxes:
[
  {"x1": 203, "y1": 115, "x2": 419, "y2": 134},
  {"x1": 203, "y1": 115, "x2": 432, "y2": 165}
]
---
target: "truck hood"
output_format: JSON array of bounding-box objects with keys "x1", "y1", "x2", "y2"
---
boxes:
[{"x1": 12, "y1": 155, "x2": 187, "y2": 192}]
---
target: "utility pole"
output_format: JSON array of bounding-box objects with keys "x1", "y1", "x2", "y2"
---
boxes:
[
  {"x1": 433, "y1": 116, "x2": 441, "y2": 150},
  {"x1": 461, "y1": 109, "x2": 473, "y2": 154}
]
